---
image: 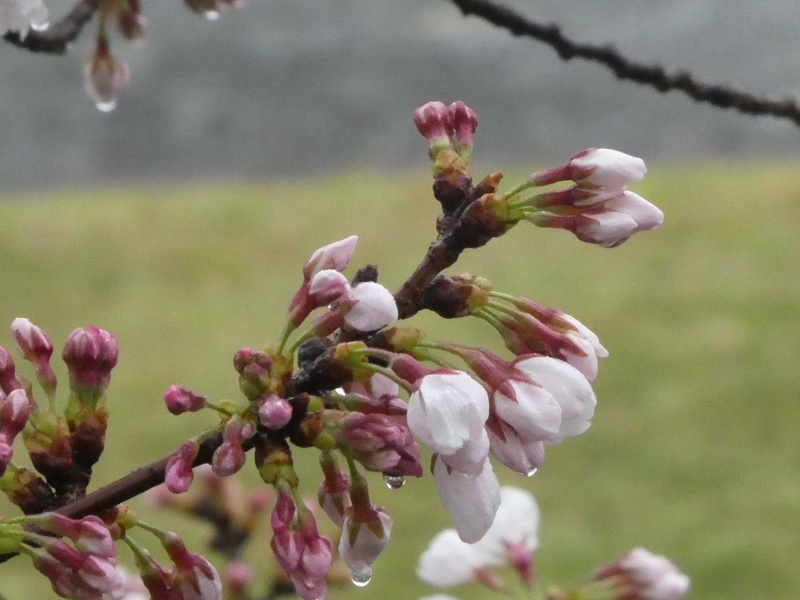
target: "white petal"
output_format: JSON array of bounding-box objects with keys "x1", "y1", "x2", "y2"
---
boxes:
[
  {"x1": 433, "y1": 457, "x2": 500, "y2": 543},
  {"x1": 343, "y1": 282, "x2": 398, "y2": 332},
  {"x1": 416, "y1": 529, "x2": 486, "y2": 587},
  {"x1": 493, "y1": 382, "x2": 561, "y2": 441}
]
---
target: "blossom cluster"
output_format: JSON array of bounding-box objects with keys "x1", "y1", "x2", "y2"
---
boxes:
[
  {"x1": 0, "y1": 100, "x2": 673, "y2": 600},
  {"x1": 417, "y1": 486, "x2": 690, "y2": 600}
]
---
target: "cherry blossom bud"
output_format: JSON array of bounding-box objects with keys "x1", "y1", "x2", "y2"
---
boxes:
[
  {"x1": 11, "y1": 317, "x2": 57, "y2": 397},
  {"x1": 258, "y1": 394, "x2": 293, "y2": 430},
  {"x1": 514, "y1": 356, "x2": 596, "y2": 444},
  {"x1": 341, "y1": 282, "x2": 398, "y2": 332},
  {"x1": 84, "y1": 39, "x2": 130, "y2": 112},
  {"x1": 417, "y1": 529, "x2": 489, "y2": 588},
  {"x1": 339, "y1": 504, "x2": 393, "y2": 582},
  {"x1": 34, "y1": 541, "x2": 123, "y2": 598},
  {"x1": 433, "y1": 456, "x2": 501, "y2": 543},
  {"x1": 62, "y1": 325, "x2": 119, "y2": 400},
  {"x1": 318, "y1": 470, "x2": 350, "y2": 528},
  {"x1": 308, "y1": 269, "x2": 351, "y2": 305},
  {"x1": 595, "y1": 548, "x2": 690, "y2": 600},
  {"x1": 407, "y1": 371, "x2": 490, "y2": 476},
  {"x1": 532, "y1": 148, "x2": 646, "y2": 189},
  {"x1": 163, "y1": 385, "x2": 207, "y2": 415},
  {"x1": 568, "y1": 148, "x2": 647, "y2": 189},
  {"x1": 165, "y1": 439, "x2": 200, "y2": 493},
  {"x1": 0, "y1": 346, "x2": 24, "y2": 394},
  {"x1": 486, "y1": 416, "x2": 545, "y2": 477},
  {"x1": 162, "y1": 532, "x2": 223, "y2": 600},
  {"x1": 448, "y1": 101, "x2": 478, "y2": 159},
  {"x1": 302, "y1": 236, "x2": 359, "y2": 281},
  {"x1": 0, "y1": 388, "x2": 31, "y2": 444},
  {"x1": 10, "y1": 317, "x2": 52, "y2": 365},
  {"x1": 212, "y1": 417, "x2": 253, "y2": 477},
  {"x1": 414, "y1": 101, "x2": 453, "y2": 153},
  {"x1": 42, "y1": 514, "x2": 117, "y2": 558},
  {"x1": 335, "y1": 412, "x2": 423, "y2": 477}
]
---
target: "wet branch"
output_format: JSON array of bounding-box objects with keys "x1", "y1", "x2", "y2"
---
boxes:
[
  {"x1": 3, "y1": 0, "x2": 101, "y2": 54},
  {"x1": 448, "y1": 0, "x2": 800, "y2": 127}
]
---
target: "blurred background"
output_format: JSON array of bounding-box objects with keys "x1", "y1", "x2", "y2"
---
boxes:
[
  {"x1": 1, "y1": 1, "x2": 799, "y2": 600},
  {"x1": 1, "y1": 0, "x2": 800, "y2": 191}
]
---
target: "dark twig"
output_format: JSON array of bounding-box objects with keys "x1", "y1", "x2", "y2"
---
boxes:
[
  {"x1": 3, "y1": 0, "x2": 102, "y2": 54},
  {"x1": 449, "y1": 0, "x2": 800, "y2": 127}
]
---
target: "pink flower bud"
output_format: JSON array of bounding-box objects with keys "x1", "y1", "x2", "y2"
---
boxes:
[
  {"x1": 302, "y1": 236, "x2": 358, "y2": 280},
  {"x1": 83, "y1": 39, "x2": 130, "y2": 112},
  {"x1": 413, "y1": 101, "x2": 453, "y2": 150},
  {"x1": 336, "y1": 412, "x2": 422, "y2": 477},
  {"x1": 318, "y1": 471, "x2": 351, "y2": 528},
  {"x1": 448, "y1": 101, "x2": 478, "y2": 158},
  {"x1": 165, "y1": 440, "x2": 200, "y2": 493},
  {"x1": 10, "y1": 317, "x2": 53, "y2": 364},
  {"x1": 258, "y1": 394, "x2": 293, "y2": 430},
  {"x1": 164, "y1": 385, "x2": 207, "y2": 415},
  {"x1": 211, "y1": 418, "x2": 253, "y2": 477},
  {"x1": 0, "y1": 346, "x2": 24, "y2": 394},
  {"x1": 568, "y1": 148, "x2": 647, "y2": 189},
  {"x1": 0, "y1": 388, "x2": 31, "y2": 442},
  {"x1": 162, "y1": 532, "x2": 223, "y2": 600},
  {"x1": 42, "y1": 514, "x2": 117, "y2": 559},
  {"x1": 308, "y1": 269, "x2": 351, "y2": 306},
  {"x1": 62, "y1": 325, "x2": 119, "y2": 398}
]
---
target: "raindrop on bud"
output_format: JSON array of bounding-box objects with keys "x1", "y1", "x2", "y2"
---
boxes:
[
  {"x1": 30, "y1": 20, "x2": 49, "y2": 32},
  {"x1": 204, "y1": 9, "x2": 220, "y2": 20},
  {"x1": 526, "y1": 467, "x2": 538, "y2": 477},
  {"x1": 383, "y1": 474, "x2": 405, "y2": 489},
  {"x1": 95, "y1": 100, "x2": 117, "y2": 113},
  {"x1": 350, "y1": 566, "x2": 372, "y2": 587}
]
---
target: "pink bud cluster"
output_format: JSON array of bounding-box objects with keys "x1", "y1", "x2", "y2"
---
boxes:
[
  {"x1": 413, "y1": 101, "x2": 478, "y2": 160},
  {"x1": 270, "y1": 488, "x2": 333, "y2": 600},
  {"x1": 10, "y1": 513, "x2": 123, "y2": 599},
  {"x1": 523, "y1": 148, "x2": 663, "y2": 247}
]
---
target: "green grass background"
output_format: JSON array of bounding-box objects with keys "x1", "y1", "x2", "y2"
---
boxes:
[{"x1": 0, "y1": 164, "x2": 798, "y2": 599}]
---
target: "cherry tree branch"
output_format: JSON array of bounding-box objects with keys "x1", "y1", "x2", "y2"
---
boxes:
[
  {"x1": 448, "y1": 0, "x2": 800, "y2": 127},
  {"x1": 3, "y1": 0, "x2": 101, "y2": 54}
]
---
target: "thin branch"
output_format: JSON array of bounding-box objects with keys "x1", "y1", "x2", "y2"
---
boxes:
[
  {"x1": 3, "y1": 0, "x2": 101, "y2": 54},
  {"x1": 449, "y1": 0, "x2": 800, "y2": 127}
]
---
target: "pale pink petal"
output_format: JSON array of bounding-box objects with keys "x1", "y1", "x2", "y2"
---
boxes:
[
  {"x1": 342, "y1": 282, "x2": 398, "y2": 332},
  {"x1": 433, "y1": 457, "x2": 500, "y2": 543}
]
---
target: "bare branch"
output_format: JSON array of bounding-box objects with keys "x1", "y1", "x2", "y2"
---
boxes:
[
  {"x1": 449, "y1": 0, "x2": 800, "y2": 127},
  {"x1": 3, "y1": 0, "x2": 101, "y2": 54}
]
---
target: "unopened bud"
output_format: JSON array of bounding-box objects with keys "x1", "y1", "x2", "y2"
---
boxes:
[
  {"x1": 163, "y1": 385, "x2": 207, "y2": 415},
  {"x1": 84, "y1": 38, "x2": 130, "y2": 112},
  {"x1": 448, "y1": 101, "x2": 477, "y2": 159},
  {"x1": 62, "y1": 325, "x2": 118, "y2": 401}
]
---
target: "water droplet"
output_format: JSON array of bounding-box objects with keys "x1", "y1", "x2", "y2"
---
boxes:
[
  {"x1": 526, "y1": 467, "x2": 538, "y2": 477},
  {"x1": 204, "y1": 9, "x2": 220, "y2": 20},
  {"x1": 350, "y1": 566, "x2": 372, "y2": 587},
  {"x1": 30, "y1": 20, "x2": 49, "y2": 32},
  {"x1": 95, "y1": 100, "x2": 117, "y2": 113},
  {"x1": 383, "y1": 474, "x2": 405, "y2": 489}
]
